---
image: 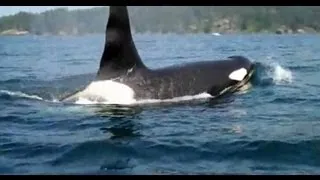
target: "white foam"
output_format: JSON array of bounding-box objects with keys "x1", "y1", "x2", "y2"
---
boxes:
[
  {"x1": 271, "y1": 63, "x2": 293, "y2": 84},
  {"x1": 262, "y1": 56, "x2": 293, "y2": 84},
  {"x1": 235, "y1": 82, "x2": 252, "y2": 94},
  {"x1": 229, "y1": 68, "x2": 247, "y2": 81},
  {"x1": 0, "y1": 90, "x2": 43, "y2": 101},
  {"x1": 75, "y1": 97, "x2": 98, "y2": 105}
]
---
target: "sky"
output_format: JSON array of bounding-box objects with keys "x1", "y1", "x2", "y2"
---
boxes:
[{"x1": 0, "y1": 6, "x2": 105, "y2": 17}]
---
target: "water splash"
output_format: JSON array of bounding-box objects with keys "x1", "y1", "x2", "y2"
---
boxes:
[
  {"x1": 253, "y1": 59, "x2": 293, "y2": 86},
  {"x1": 269, "y1": 62, "x2": 293, "y2": 84},
  {"x1": 0, "y1": 90, "x2": 43, "y2": 101},
  {"x1": 0, "y1": 89, "x2": 61, "y2": 104}
]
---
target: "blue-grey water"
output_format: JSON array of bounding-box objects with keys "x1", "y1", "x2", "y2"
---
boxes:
[{"x1": 0, "y1": 33, "x2": 319, "y2": 175}]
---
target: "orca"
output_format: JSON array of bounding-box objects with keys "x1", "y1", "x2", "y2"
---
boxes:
[{"x1": 60, "y1": 6, "x2": 255, "y2": 105}]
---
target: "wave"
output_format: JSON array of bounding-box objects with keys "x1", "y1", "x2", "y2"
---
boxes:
[
  {"x1": 253, "y1": 61, "x2": 293, "y2": 86},
  {"x1": 0, "y1": 90, "x2": 44, "y2": 101},
  {"x1": 270, "y1": 62, "x2": 293, "y2": 84},
  {"x1": 38, "y1": 138, "x2": 320, "y2": 174},
  {"x1": 0, "y1": 90, "x2": 61, "y2": 104}
]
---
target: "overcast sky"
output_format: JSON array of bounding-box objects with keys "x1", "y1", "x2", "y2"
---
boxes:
[{"x1": 0, "y1": 6, "x2": 104, "y2": 17}]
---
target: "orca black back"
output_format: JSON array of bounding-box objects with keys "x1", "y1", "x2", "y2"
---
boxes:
[
  {"x1": 94, "y1": 6, "x2": 255, "y2": 100},
  {"x1": 60, "y1": 6, "x2": 255, "y2": 104}
]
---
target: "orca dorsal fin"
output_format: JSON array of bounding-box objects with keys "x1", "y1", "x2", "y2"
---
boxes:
[{"x1": 96, "y1": 6, "x2": 146, "y2": 80}]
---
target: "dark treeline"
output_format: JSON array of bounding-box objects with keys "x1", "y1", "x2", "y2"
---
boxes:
[{"x1": 0, "y1": 6, "x2": 320, "y2": 35}]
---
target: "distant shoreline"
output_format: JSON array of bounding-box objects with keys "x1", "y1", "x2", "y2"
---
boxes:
[
  {"x1": 1, "y1": 7, "x2": 320, "y2": 37},
  {"x1": 0, "y1": 29, "x2": 29, "y2": 36},
  {"x1": 0, "y1": 29, "x2": 318, "y2": 37}
]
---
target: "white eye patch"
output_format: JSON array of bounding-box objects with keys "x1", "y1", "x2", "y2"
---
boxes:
[{"x1": 229, "y1": 68, "x2": 247, "y2": 81}]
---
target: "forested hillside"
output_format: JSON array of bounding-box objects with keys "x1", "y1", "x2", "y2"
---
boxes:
[{"x1": 1, "y1": 6, "x2": 319, "y2": 35}]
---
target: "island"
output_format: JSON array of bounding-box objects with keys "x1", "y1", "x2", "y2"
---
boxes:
[{"x1": 0, "y1": 6, "x2": 319, "y2": 36}]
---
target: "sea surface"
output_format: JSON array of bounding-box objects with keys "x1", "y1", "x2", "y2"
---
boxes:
[{"x1": 0, "y1": 33, "x2": 319, "y2": 175}]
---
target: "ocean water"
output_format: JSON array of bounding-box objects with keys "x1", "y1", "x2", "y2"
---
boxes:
[{"x1": 0, "y1": 33, "x2": 320, "y2": 175}]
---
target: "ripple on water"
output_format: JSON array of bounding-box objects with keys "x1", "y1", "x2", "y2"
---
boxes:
[{"x1": 1, "y1": 34, "x2": 320, "y2": 174}]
